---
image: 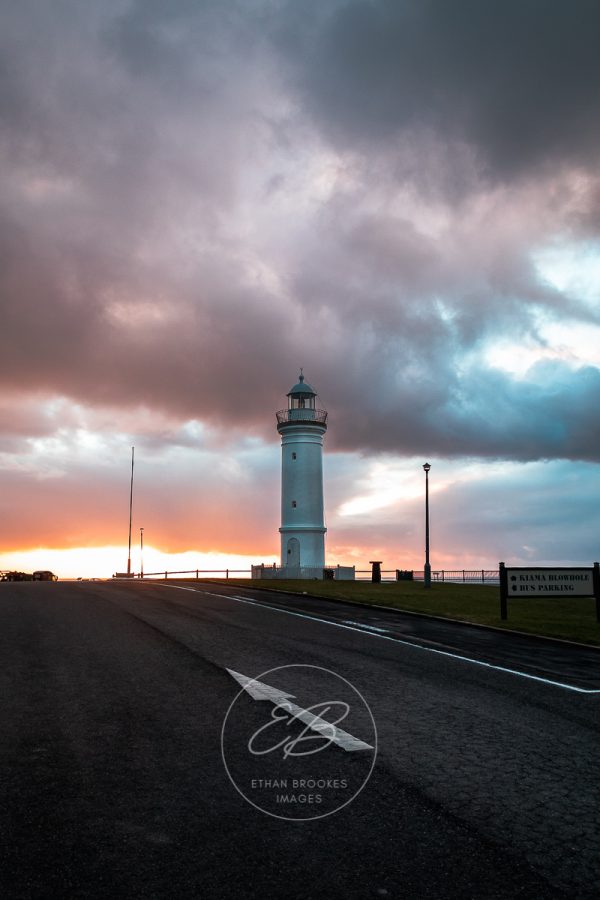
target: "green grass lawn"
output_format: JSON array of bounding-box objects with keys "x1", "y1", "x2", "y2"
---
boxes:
[{"x1": 195, "y1": 577, "x2": 600, "y2": 646}]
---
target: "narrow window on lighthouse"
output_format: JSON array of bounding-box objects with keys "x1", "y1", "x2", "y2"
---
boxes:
[
  {"x1": 292, "y1": 500, "x2": 297, "y2": 508},
  {"x1": 292, "y1": 452, "x2": 297, "y2": 460}
]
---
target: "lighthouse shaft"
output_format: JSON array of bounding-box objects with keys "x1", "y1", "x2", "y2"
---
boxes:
[{"x1": 279, "y1": 425, "x2": 326, "y2": 569}]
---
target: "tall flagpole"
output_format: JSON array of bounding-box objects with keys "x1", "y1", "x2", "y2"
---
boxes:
[{"x1": 127, "y1": 446, "x2": 135, "y2": 576}]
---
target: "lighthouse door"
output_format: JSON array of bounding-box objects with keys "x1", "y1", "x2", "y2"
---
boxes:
[{"x1": 287, "y1": 538, "x2": 300, "y2": 568}]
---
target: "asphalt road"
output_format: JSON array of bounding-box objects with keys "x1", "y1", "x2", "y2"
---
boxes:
[{"x1": 1, "y1": 580, "x2": 599, "y2": 899}]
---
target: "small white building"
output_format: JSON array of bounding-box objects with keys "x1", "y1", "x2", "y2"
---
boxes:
[{"x1": 252, "y1": 373, "x2": 354, "y2": 581}]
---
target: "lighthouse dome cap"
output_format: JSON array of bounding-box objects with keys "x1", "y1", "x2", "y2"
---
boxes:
[{"x1": 287, "y1": 371, "x2": 317, "y2": 396}]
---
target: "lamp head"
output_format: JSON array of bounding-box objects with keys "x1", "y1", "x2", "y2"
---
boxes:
[{"x1": 423, "y1": 463, "x2": 431, "y2": 473}]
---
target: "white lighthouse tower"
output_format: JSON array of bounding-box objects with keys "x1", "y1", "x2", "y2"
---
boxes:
[{"x1": 276, "y1": 372, "x2": 327, "y2": 575}]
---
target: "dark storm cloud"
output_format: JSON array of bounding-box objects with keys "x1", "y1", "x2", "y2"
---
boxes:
[
  {"x1": 0, "y1": 0, "x2": 599, "y2": 465},
  {"x1": 0, "y1": 0, "x2": 291, "y2": 419},
  {"x1": 330, "y1": 361, "x2": 600, "y2": 462},
  {"x1": 275, "y1": 0, "x2": 600, "y2": 180}
]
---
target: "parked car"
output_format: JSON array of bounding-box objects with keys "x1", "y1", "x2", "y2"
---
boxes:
[{"x1": 32, "y1": 570, "x2": 58, "y2": 581}]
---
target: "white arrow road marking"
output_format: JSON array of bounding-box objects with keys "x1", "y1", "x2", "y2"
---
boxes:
[
  {"x1": 227, "y1": 669, "x2": 296, "y2": 702},
  {"x1": 226, "y1": 668, "x2": 373, "y2": 752}
]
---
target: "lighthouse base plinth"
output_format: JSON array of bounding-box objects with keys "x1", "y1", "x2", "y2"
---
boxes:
[{"x1": 251, "y1": 564, "x2": 355, "y2": 581}]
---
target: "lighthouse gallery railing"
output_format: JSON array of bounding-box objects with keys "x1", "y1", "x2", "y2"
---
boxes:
[{"x1": 276, "y1": 408, "x2": 328, "y2": 425}]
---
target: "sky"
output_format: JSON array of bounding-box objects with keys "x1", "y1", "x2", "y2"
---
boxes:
[{"x1": 1, "y1": 0, "x2": 600, "y2": 578}]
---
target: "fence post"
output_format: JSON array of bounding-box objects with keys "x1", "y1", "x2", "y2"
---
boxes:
[
  {"x1": 594, "y1": 562, "x2": 600, "y2": 623},
  {"x1": 482, "y1": 569, "x2": 485, "y2": 583},
  {"x1": 226, "y1": 568, "x2": 229, "y2": 580},
  {"x1": 165, "y1": 571, "x2": 168, "y2": 580}
]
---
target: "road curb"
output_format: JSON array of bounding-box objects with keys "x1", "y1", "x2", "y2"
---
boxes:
[{"x1": 206, "y1": 580, "x2": 600, "y2": 653}]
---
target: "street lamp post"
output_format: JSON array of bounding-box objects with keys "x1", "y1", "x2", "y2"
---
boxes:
[
  {"x1": 140, "y1": 527, "x2": 144, "y2": 579},
  {"x1": 127, "y1": 446, "x2": 135, "y2": 576},
  {"x1": 423, "y1": 463, "x2": 431, "y2": 588}
]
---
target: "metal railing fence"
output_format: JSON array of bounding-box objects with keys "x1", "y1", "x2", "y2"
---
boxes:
[
  {"x1": 355, "y1": 569, "x2": 499, "y2": 584},
  {"x1": 116, "y1": 567, "x2": 499, "y2": 584},
  {"x1": 136, "y1": 568, "x2": 251, "y2": 580}
]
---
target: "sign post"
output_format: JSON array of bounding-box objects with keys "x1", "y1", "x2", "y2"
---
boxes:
[
  {"x1": 499, "y1": 562, "x2": 508, "y2": 620},
  {"x1": 499, "y1": 562, "x2": 600, "y2": 622}
]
